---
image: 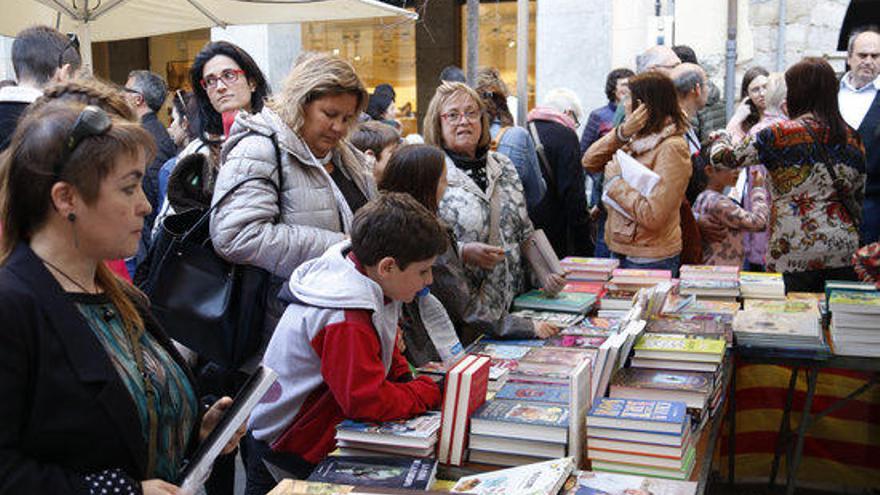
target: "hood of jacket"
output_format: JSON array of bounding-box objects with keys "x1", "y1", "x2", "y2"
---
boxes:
[{"x1": 283, "y1": 240, "x2": 400, "y2": 370}]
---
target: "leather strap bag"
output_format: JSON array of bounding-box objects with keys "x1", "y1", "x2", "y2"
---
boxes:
[{"x1": 145, "y1": 133, "x2": 283, "y2": 368}]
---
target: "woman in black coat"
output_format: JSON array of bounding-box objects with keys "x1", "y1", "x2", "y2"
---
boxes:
[{"x1": 0, "y1": 100, "x2": 242, "y2": 494}]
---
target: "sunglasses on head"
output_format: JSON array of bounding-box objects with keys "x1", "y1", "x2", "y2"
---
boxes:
[{"x1": 53, "y1": 106, "x2": 112, "y2": 180}]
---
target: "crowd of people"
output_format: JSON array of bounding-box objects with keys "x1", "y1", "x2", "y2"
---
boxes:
[{"x1": 0, "y1": 21, "x2": 879, "y2": 495}]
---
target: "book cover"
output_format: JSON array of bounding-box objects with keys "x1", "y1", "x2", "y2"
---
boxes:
[
  {"x1": 496, "y1": 382, "x2": 570, "y2": 404},
  {"x1": 829, "y1": 289, "x2": 880, "y2": 311},
  {"x1": 307, "y1": 456, "x2": 437, "y2": 490},
  {"x1": 646, "y1": 318, "x2": 725, "y2": 337},
  {"x1": 587, "y1": 398, "x2": 686, "y2": 425},
  {"x1": 446, "y1": 356, "x2": 491, "y2": 465},
  {"x1": 545, "y1": 335, "x2": 608, "y2": 348},
  {"x1": 561, "y1": 257, "x2": 620, "y2": 271},
  {"x1": 471, "y1": 399, "x2": 570, "y2": 428},
  {"x1": 742, "y1": 299, "x2": 819, "y2": 314},
  {"x1": 562, "y1": 281, "x2": 608, "y2": 294},
  {"x1": 562, "y1": 317, "x2": 621, "y2": 336},
  {"x1": 568, "y1": 358, "x2": 592, "y2": 469},
  {"x1": 610, "y1": 269, "x2": 672, "y2": 281},
  {"x1": 524, "y1": 347, "x2": 595, "y2": 367},
  {"x1": 634, "y1": 334, "x2": 726, "y2": 355},
  {"x1": 510, "y1": 309, "x2": 586, "y2": 327},
  {"x1": 336, "y1": 412, "x2": 440, "y2": 442},
  {"x1": 610, "y1": 369, "x2": 712, "y2": 395},
  {"x1": 561, "y1": 470, "x2": 697, "y2": 495},
  {"x1": 510, "y1": 361, "x2": 574, "y2": 382},
  {"x1": 451, "y1": 457, "x2": 575, "y2": 494},
  {"x1": 679, "y1": 279, "x2": 739, "y2": 290},
  {"x1": 437, "y1": 355, "x2": 476, "y2": 464},
  {"x1": 514, "y1": 290, "x2": 597, "y2": 314},
  {"x1": 679, "y1": 264, "x2": 739, "y2": 278},
  {"x1": 471, "y1": 343, "x2": 532, "y2": 360}
]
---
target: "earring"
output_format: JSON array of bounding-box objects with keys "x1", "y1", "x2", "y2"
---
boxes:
[
  {"x1": 68, "y1": 213, "x2": 79, "y2": 249},
  {"x1": 67, "y1": 212, "x2": 76, "y2": 222}
]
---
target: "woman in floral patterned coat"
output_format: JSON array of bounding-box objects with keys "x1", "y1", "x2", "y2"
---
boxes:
[
  {"x1": 740, "y1": 57, "x2": 866, "y2": 292},
  {"x1": 422, "y1": 82, "x2": 565, "y2": 341}
]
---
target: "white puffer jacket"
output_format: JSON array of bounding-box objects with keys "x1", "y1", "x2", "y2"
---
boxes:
[{"x1": 210, "y1": 106, "x2": 375, "y2": 280}]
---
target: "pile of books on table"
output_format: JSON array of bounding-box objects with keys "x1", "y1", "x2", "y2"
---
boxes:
[
  {"x1": 608, "y1": 366, "x2": 719, "y2": 429},
  {"x1": 335, "y1": 412, "x2": 442, "y2": 458},
  {"x1": 678, "y1": 265, "x2": 739, "y2": 301},
  {"x1": 561, "y1": 257, "x2": 619, "y2": 282},
  {"x1": 562, "y1": 470, "x2": 697, "y2": 494},
  {"x1": 600, "y1": 269, "x2": 672, "y2": 318},
  {"x1": 465, "y1": 348, "x2": 592, "y2": 467},
  {"x1": 644, "y1": 317, "x2": 732, "y2": 345},
  {"x1": 630, "y1": 333, "x2": 726, "y2": 374},
  {"x1": 733, "y1": 299, "x2": 826, "y2": 352},
  {"x1": 827, "y1": 284, "x2": 880, "y2": 357},
  {"x1": 586, "y1": 398, "x2": 696, "y2": 480},
  {"x1": 739, "y1": 271, "x2": 786, "y2": 300}
]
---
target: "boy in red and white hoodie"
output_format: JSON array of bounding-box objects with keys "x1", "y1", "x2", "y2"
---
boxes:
[{"x1": 245, "y1": 193, "x2": 448, "y2": 490}]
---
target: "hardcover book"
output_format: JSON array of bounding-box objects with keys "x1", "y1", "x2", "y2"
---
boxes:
[
  {"x1": 495, "y1": 382, "x2": 570, "y2": 404},
  {"x1": 306, "y1": 456, "x2": 438, "y2": 491},
  {"x1": 586, "y1": 398, "x2": 687, "y2": 434},
  {"x1": 336, "y1": 412, "x2": 440, "y2": 449},
  {"x1": 451, "y1": 457, "x2": 575, "y2": 495},
  {"x1": 633, "y1": 334, "x2": 725, "y2": 363},
  {"x1": 513, "y1": 290, "x2": 597, "y2": 314},
  {"x1": 471, "y1": 399, "x2": 570, "y2": 430},
  {"x1": 437, "y1": 355, "x2": 491, "y2": 465}
]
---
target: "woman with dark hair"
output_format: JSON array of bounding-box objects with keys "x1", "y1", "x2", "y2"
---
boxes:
[
  {"x1": 0, "y1": 100, "x2": 242, "y2": 495},
  {"x1": 726, "y1": 66, "x2": 770, "y2": 143},
  {"x1": 738, "y1": 57, "x2": 865, "y2": 291},
  {"x1": 582, "y1": 71, "x2": 691, "y2": 274}
]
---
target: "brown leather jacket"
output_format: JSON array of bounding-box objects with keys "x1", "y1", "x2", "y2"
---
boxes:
[{"x1": 582, "y1": 123, "x2": 692, "y2": 259}]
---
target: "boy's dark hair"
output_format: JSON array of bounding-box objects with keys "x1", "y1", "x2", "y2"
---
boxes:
[
  {"x1": 350, "y1": 121, "x2": 400, "y2": 157},
  {"x1": 12, "y1": 26, "x2": 81, "y2": 85},
  {"x1": 351, "y1": 192, "x2": 448, "y2": 270}
]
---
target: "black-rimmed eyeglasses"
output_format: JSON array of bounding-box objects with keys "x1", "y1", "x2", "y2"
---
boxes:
[{"x1": 53, "y1": 106, "x2": 112, "y2": 179}]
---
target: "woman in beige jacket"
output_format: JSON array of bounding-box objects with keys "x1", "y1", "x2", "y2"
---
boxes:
[{"x1": 582, "y1": 71, "x2": 691, "y2": 274}]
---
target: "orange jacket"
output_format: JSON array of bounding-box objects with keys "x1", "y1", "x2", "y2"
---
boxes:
[{"x1": 583, "y1": 124, "x2": 692, "y2": 259}]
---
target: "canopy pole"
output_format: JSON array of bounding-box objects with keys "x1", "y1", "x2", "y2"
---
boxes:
[
  {"x1": 76, "y1": 22, "x2": 93, "y2": 75},
  {"x1": 465, "y1": 0, "x2": 479, "y2": 86},
  {"x1": 516, "y1": 0, "x2": 528, "y2": 125}
]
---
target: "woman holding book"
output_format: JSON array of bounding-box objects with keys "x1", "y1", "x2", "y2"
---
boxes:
[
  {"x1": 422, "y1": 82, "x2": 565, "y2": 341},
  {"x1": 736, "y1": 57, "x2": 865, "y2": 291},
  {"x1": 378, "y1": 144, "x2": 558, "y2": 362},
  {"x1": 582, "y1": 72, "x2": 692, "y2": 275},
  {"x1": 0, "y1": 100, "x2": 243, "y2": 494}
]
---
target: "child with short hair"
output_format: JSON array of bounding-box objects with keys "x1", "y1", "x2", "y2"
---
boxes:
[
  {"x1": 245, "y1": 193, "x2": 448, "y2": 488},
  {"x1": 349, "y1": 120, "x2": 401, "y2": 181},
  {"x1": 692, "y1": 131, "x2": 770, "y2": 266}
]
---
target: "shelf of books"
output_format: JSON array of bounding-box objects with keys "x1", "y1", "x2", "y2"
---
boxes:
[{"x1": 269, "y1": 262, "x2": 880, "y2": 495}]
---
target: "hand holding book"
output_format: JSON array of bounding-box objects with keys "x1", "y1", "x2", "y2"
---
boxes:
[
  {"x1": 461, "y1": 242, "x2": 505, "y2": 269},
  {"x1": 199, "y1": 396, "x2": 247, "y2": 455}
]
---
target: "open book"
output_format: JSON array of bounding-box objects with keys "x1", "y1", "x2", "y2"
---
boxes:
[{"x1": 602, "y1": 149, "x2": 661, "y2": 221}]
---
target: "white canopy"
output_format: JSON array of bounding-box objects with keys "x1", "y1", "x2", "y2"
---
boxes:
[{"x1": 1, "y1": 0, "x2": 416, "y2": 68}]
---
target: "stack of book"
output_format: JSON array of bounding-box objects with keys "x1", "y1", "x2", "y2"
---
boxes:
[
  {"x1": 630, "y1": 333, "x2": 726, "y2": 374},
  {"x1": 733, "y1": 300, "x2": 825, "y2": 352},
  {"x1": 739, "y1": 271, "x2": 786, "y2": 300},
  {"x1": 561, "y1": 257, "x2": 619, "y2": 282},
  {"x1": 562, "y1": 470, "x2": 697, "y2": 494},
  {"x1": 437, "y1": 354, "x2": 491, "y2": 466},
  {"x1": 662, "y1": 295, "x2": 740, "y2": 320},
  {"x1": 335, "y1": 412, "x2": 441, "y2": 458},
  {"x1": 828, "y1": 289, "x2": 880, "y2": 357},
  {"x1": 644, "y1": 317, "x2": 732, "y2": 345},
  {"x1": 609, "y1": 368, "x2": 714, "y2": 413},
  {"x1": 450, "y1": 457, "x2": 575, "y2": 494},
  {"x1": 586, "y1": 398, "x2": 695, "y2": 480},
  {"x1": 509, "y1": 309, "x2": 585, "y2": 328},
  {"x1": 601, "y1": 269, "x2": 673, "y2": 318},
  {"x1": 678, "y1": 265, "x2": 740, "y2": 301}
]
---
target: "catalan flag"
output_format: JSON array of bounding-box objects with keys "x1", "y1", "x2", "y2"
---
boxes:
[{"x1": 717, "y1": 363, "x2": 880, "y2": 487}]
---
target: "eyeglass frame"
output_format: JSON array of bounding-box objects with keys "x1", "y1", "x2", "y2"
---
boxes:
[
  {"x1": 57, "y1": 33, "x2": 80, "y2": 71},
  {"x1": 200, "y1": 69, "x2": 246, "y2": 90},
  {"x1": 440, "y1": 109, "x2": 482, "y2": 124},
  {"x1": 53, "y1": 106, "x2": 113, "y2": 180}
]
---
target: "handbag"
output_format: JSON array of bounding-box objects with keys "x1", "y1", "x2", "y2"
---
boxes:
[{"x1": 145, "y1": 133, "x2": 283, "y2": 368}]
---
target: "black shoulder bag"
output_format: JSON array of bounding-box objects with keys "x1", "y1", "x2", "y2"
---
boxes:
[{"x1": 145, "y1": 134, "x2": 284, "y2": 368}]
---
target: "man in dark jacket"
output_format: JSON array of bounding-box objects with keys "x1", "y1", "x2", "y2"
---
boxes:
[
  {"x1": 124, "y1": 70, "x2": 177, "y2": 273},
  {"x1": 0, "y1": 26, "x2": 80, "y2": 151},
  {"x1": 527, "y1": 89, "x2": 592, "y2": 258}
]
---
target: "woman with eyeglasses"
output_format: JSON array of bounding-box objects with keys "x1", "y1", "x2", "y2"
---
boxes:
[
  {"x1": 422, "y1": 82, "x2": 565, "y2": 343},
  {"x1": 0, "y1": 100, "x2": 243, "y2": 495},
  {"x1": 525, "y1": 87, "x2": 593, "y2": 258},
  {"x1": 726, "y1": 66, "x2": 770, "y2": 144}
]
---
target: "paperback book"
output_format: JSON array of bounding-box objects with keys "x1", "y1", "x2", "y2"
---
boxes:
[
  {"x1": 586, "y1": 398, "x2": 688, "y2": 434},
  {"x1": 470, "y1": 399, "x2": 570, "y2": 443},
  {"x1": 561, "y1": 470, "x2": 697, "y2": 495},
  {"x1": 513, "y1": 290, "x2": 597, "y2": 314},
  {"x1": 451, "y1": 457, "x2": 575, "y2": 495},
  {"x1": 306, "y1": 456, "x2": 438, "y2": 491}
]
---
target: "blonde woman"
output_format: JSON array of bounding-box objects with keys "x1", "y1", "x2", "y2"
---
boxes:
[{"x1": 210, "y1": 52, "x2": 374, "y2": 287}]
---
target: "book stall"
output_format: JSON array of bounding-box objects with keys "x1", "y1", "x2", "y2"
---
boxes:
[{"x1": 267, "y1": 259, "x2": 880, "y2": 495}]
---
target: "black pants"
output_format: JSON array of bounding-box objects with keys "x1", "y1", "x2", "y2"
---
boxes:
[
  {"x1": 783, "y1": 266, "x2": 858, "y2": 293},
  {"x1": 243, "y1": 432, "x2": 315, "y2": 495}
]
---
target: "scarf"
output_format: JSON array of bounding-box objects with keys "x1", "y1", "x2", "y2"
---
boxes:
[
  {"x1": 527, "y1": 106, "x2": 578, "y2": 132},
  {"x1": 446, "y1": 146, "x2": 490, "y2": 191}
]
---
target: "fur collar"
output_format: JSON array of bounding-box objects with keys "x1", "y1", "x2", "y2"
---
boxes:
[{"x1": 629, "y1": 122, "x2": 681, "y2": 154}]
